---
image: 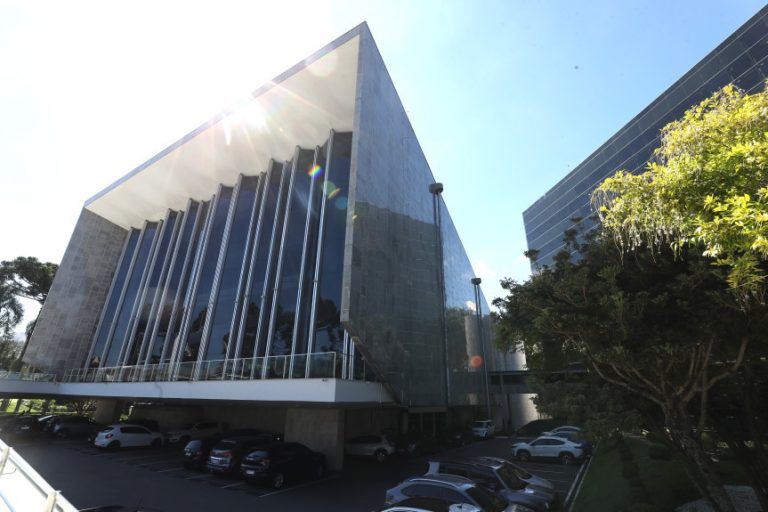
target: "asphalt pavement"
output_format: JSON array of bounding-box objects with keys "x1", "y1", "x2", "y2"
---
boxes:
[{"x1": 10, "y1": 435, "x2": 582, "y2": 512}]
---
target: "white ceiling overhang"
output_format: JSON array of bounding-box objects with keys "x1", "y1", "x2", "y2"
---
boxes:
[{"x1": 85, "y1": 33, "x2": 360, "y2": 229}]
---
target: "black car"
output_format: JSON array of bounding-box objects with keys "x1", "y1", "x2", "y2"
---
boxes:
[
  {"x1": 3, "y1": 415, "x2": 45, "y2": 439},
  {"x1": 206, "y1": 433, "x2": 282, "y2": 475},
  {"x1": 437, "y1": 425, "x2": 473, "y2": 447},
  {"x1": 181, "y1": 435, "x2": 223, "y2": 470},
  {"x1": 239, "y1": 441, "x2": 325, "y2": 488},
  {"x1": 394, "y1": 431, "x2": 440, "y2": 456}
]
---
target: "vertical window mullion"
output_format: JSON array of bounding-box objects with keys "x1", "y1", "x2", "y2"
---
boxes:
[
  {"x1": 83, "y1": 229, "x2": 133, "y2": 370},
  {"x1": 230, "y1": 173, "x2": 267, "y2": 363},
  {"x1": 288, "y1": 146, "x2": 320, "y2": 378},
  {"x1": 305, "y1": 130, "x2": 336, "y2": 377},
  {"x1": 194, "y1": 177, "x2": 242, "y2": 378},
  {"x1": 138, "y1": 208, "x2": 184, "y2": 370}
]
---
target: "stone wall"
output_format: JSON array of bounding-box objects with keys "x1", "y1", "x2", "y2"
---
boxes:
[{"x1": 25, "y1": 208, "x2": 127, "y2": 372}]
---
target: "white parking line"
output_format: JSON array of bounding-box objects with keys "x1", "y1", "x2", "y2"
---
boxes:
[
  {"x1": 258, "y1": 475, "x2": 340, "y2": 498},
  {"x1": 184, "y1": 473, "x2": 214, "y2": 480},
  {"x1": 221, "y1": 481, "x2": 247, "y2": 489},
  {"x1": 156, "y1": 467, "x2": 185, "y2": 473},
  {"x1": 115, "y1": 453, "x2": 173, "y2": 462}
]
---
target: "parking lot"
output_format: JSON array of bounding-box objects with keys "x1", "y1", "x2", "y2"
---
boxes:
[{"x1": 12, "y1": 436, "x2": 583, "y2": 511}]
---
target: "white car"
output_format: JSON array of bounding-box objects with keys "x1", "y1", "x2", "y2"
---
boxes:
[
  {"x1": 345, "y1": 434, "x2": 396, "y2": 462},
  {"x1": 165, "y1": 421, "x2": 225, "y2": 444},
  {"x1": 511, "y1": 435, "x2": 585, "y2": 464},
  {"x1": 94, "y1": 424, "x2": 163, "y2": 450},
  {"x1": 542, "y1": 425, "x2": 581, "y2": 437},
  {"x1": 471, "y1": 420, "x2": 495, "y2": 439}
]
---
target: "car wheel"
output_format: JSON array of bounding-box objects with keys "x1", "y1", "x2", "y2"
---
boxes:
[
  {"x1": 374, "y1": 449, "x2": 388, "y2": 463},
  {"x1": 107, "y1": 441, "x2": 120, "y2": 451},
  {"x1": 560, "y1": 452, "x2": 575, "y2": 465},
  {"x1": 151, "y1": 438, "x2": 161, "y2": 448},
  {"x1": 517, "y1": 450, "x2": 531, "y2": 462},
  {"x1": 270, "y1": 472, "x2": 286, "y2": 489}
]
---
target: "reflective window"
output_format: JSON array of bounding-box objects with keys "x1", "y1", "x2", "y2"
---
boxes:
[
  {"x1": 87, "y1": 229, "x2": 139, "y2": 368},
  {"x1": 165, "y1": 200, "x2": 210, "y2": 362},
  {"x1": 240, "y1": 162, "x2": 285, "y2": 359},
  {"x1": 203, "y1": 177, "x2": 258, "y2": 361},
  {"x1": 268, "y1": 149, "x2": 315, "y2": 357},
  {"x1": 104, "y1": 223, "x2": 158, "y2": 365},
  {"x1": 124, "y1": 211, "x2": 179, "y2": 365},
  {"x1": 311, "y1": 132, "x2": 352, "y2": 370},
  {"x1": 179, "y1": 187, "x2": 233, "y2": 362},
  {"x1": 145, "y1": 202, "x2": 197, "y2": 363},
  {"x1": 293, "y1": 143, "x2": 327, "y2": 358}
]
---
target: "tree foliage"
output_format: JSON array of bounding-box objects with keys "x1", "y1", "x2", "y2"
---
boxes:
[
  {"x1": 0, "y1": 257, "x2": 58, "y2": 305},
  {"x1": 494, "y1": 233, "x2": 768, "y2": 512},
  {"x1": 593, "y1": 84, "x2": 768, "y2": 296}
]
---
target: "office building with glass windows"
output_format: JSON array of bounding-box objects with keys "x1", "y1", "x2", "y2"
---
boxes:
[
  {"x1": 14, "y1": 23, "x2": 528, "y2": 467},
  {"x1": 524, "y1": 6, "x2": 768, "y2": 267}
]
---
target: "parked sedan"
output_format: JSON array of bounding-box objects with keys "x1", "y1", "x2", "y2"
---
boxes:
[
  {"x1": 166, "y1": 421, "x2": 226, "y2": 445},
  {"x1": 206, "y1": 434, "x2": 280, "y2": 475},
  {"x1": 94, "y1": 424, "x2": 163, "y2": 450},
  {"x1": 426, "y1": 457, "x2": 557, "y2": 512},
  {"x1": 345, "y1": 434, "x2": 396, "y2": 463},
  {"x1": 239, "y1": 441, "x2": 325, "y2": 488},
  {"x1": 2, "y1": 415, "x2": 46, "y2": 440},
  {"x1": 376, "y1": 497, "x2": 481, "y2": 512},
  {"x1": 385, "y1": 474, "x2": 533, "y2": 512},
  {"x1": 471, "y1": 420, "x2": 495, "y2": 440},
  {"x1": 511, "y1": 436, "x2": 585, "y2": 465},
  {"x1": 50, "y1": 416, "x2": 104, "y2": 439},
  {"x1": 181, "y1": 435, "x2": 223, "y2": 470}
]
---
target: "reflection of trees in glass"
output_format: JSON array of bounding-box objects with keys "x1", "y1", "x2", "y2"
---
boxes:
[
  {"x1": 182, "y1": 306, "x2": 207, "y2": 361},
  {"x1": 270, "y1": 304, "x2": 295, "y2": 356},
  {"x1": 314, "y1": 297, "x2": 343, "y2": 353},
  {"x1": 240, "y1": 302, "x2": 259, "y2": 358}
]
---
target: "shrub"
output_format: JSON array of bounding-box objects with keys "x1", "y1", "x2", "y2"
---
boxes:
[
  {"x1": 622, "y1": 504, "x2": 660, "y2": 512},
  {"x1": 648, "y1": 444, "x2": 672, "y2": 460},
  {"x1": 622, "y1": 462, "x2": 640, "y2": 479},
  {"x1": 644, "y1": 431, "x2": 669, "y2": 445}
]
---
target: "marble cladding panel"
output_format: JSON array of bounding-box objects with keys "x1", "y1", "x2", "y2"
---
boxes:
[
  {"x1": 25, "y1": 209, "x2": 128, "y2": 372},
  {"x1": 343, "y1": 28, "x2": 485, "y2": 406}
]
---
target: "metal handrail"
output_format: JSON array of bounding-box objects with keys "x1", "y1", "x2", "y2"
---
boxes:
[{"x1": 61, "y1": 352, "x2": 339, "y2": 383}]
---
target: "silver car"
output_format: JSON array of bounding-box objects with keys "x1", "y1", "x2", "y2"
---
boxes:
[
  {"x1": 385, "y1": 474, "x2": 536, "y2": 512},
  {"x1": 345, "y1": 434, "x2": 396, "y2": 462}
]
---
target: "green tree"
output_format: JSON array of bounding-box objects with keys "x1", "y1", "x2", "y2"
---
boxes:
[
  {"x1": 494, "y1": 234, "x2": 767, "y2": 512},
  {"x1": 593, "y1": 83, "x2": 768, "y2": 298},
  {"x1": 0, "y1": 257, "x2": 58, "y2": 362}
]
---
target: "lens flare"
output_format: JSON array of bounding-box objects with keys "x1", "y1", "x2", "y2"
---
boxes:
[
  {"x1": 470, "y1": 355, "x2": 484, "y2": 369},
  {"x1": 328, "y1": 188, "x2": 341, "y2": 200},
  {"x1": 335, "y1": 196, "x2": 348, "y2": 210},
  {"x1": 308, "y1": 165, "x2": 323, "y2": 178}
]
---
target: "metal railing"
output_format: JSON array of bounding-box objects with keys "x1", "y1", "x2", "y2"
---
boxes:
[
  {"x1": 0, "y1": 437, "x2": 78, "y2": 511},
  {"x1": 0, "y1": 368, "x2": 58, "y2": 383},
  {"x1": 61, "y1": 352, "x2": 339, "y2": 384}
]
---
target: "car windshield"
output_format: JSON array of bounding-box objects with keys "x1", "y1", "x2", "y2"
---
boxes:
[
  {"x1": 472, "y1": 421, "x2": 487, "y2": 428},
  {"x1": 178, "y1": 423, "x2": 194, "y2": 429},
  {"x1": 508, "y1": 464, "x2": 531, "y2": 480},
  {"x1": 497, "y1": 464, "x2": 526, "y2": 490},
  {"x1": 466, "y1": 485, "x2": 507, "y2": 512}
]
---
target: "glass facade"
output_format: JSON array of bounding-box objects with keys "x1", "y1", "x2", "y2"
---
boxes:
[
  {"x1": 84, "y1": 132, "x2": 363, "y2": 384},
  {"x1": 524, "y1": 8, "x2": 768, "y2": 267}
]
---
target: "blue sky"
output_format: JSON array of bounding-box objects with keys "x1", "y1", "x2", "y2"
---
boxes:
[{"x1": 1, "y1": 0, "x2": 765, "y2": 331}]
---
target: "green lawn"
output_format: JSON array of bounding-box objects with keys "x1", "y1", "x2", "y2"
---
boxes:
[{"x1": 572, "y1": 436, "x2": 748, "y2": 512}]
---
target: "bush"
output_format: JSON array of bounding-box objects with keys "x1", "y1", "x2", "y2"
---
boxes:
[
  {"x1": 622, "y1": 462, "x2": 640, "y2": 479},
  {"x1": 644, "y1": 431, "x2": 669, "y2": 445},
  {"x1": 622, "y1": 504, "x2": 660, "y2": 512},
  {"x1": 648, "y1": 444, "x2": 672, "y2": 460}
]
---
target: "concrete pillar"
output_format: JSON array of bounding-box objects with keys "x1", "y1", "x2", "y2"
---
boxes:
[
  {"x1": 284, "y1": 408, "x2": 345, "y2": 470},
  {"x1": 12, "y1": 400, "x2": 21, "y2": 413},
  {"x1": 93, "y1": 399, "x2": 123, "y2": 425},
  {"x1": 41, "y1": 399, "x2": 51, "y2": 414}
]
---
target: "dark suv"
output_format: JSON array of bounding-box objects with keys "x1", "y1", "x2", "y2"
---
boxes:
[
  {"x1": 181, "y1": 435, "x2": 223, "y2": 470},
  {"x1": 426, "y1": 457, "x2": 558, "y2": 511},
  {"x1": 49, "y1": 416, "x2": 104, "y2": 438},
  {"x1": 206, "y1": 432, "x2": 281, "y2": 475},
  {"x1": 239, "y1": 441, "x2": 325, "y2": 488}
]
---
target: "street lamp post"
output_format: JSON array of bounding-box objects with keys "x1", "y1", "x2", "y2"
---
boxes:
[
  {"x1": 471, "y1": 277, "x2": 492, "y2": 420},
  {"x1": 429, "y1": 182, "x2": 451, "y2": 408}
]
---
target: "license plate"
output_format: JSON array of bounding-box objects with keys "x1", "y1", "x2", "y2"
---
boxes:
[{"x1": 245, "y1": 470, "x2": 255, "y2": 475}]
